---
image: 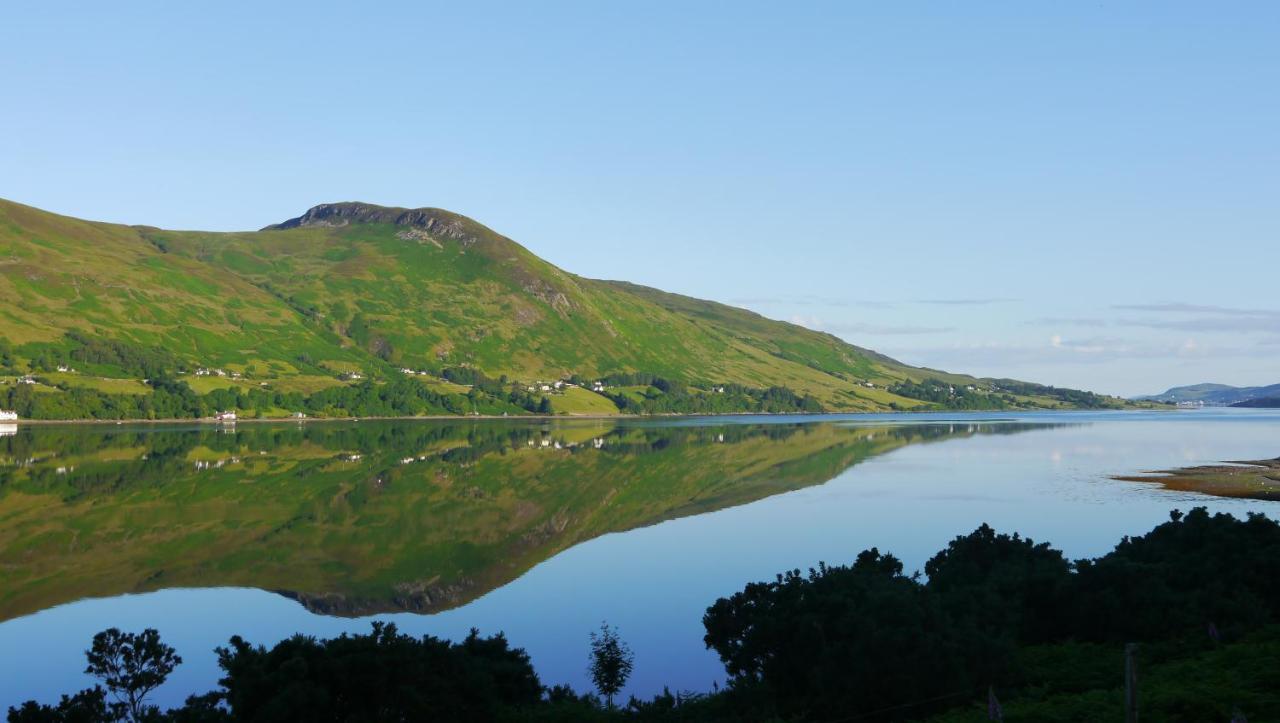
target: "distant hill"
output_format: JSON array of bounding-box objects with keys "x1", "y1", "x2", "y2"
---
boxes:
[
  {"x1": 1136, "y1": 383, "x2": 1280, "y2": 405},
  {"x1": 0, "y1": 198, "x2": 1128, "y2": 418},
  {"x1": 1233, "y1": 396, "x2": 1280, "y2": 409}
]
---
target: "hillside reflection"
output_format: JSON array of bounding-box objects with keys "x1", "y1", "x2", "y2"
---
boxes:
[{"x1": 0, "y1": 419, "x2": 1060, "y2": 620}]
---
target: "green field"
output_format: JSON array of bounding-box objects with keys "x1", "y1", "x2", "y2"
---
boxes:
[{"x1": 550, "y1": 386, "x2": 621, "y2": 415}]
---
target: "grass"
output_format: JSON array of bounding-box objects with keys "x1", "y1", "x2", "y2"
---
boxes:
[
  {"x1": 1115, "y1": 457, "x2": 1280, "y2": 500},
  {"x1": 0, "y1": 197, "x2": 1123, "y2": 415},
  {"x1": 550, "y1": 386, "x2": 620, "y2": 415},
  {"x1": 41, "y1": 372, "x2": 151, "y2": 394}
]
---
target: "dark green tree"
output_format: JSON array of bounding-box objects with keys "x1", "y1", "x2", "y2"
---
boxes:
[
  {"x1": 84, "y1": 628, "x2": 181, "y2": 722},
  {"x1": 588, "y1": 622, "x2": 634, "y2": 708},
  {"x1": 215, "y1": 622, "x2": 541, "y2": 721}
]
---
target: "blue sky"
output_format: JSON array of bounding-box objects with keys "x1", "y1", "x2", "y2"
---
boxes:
[{"x1": 3, "y1": 2, "x2": 1277, "y2": 396}]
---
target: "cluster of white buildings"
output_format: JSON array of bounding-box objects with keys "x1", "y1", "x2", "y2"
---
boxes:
[
  {"x1": 524, "y1": 436, "x2": 608, "y2": 451},
  {"x1": 193, "y1": 457, "x2": 241, "y2": 471},
  {"x1": 194, "y1": 368, "x2": 245, "y2": 380},
  {"x1": 524, "y1": 379, "x2": 613, "y2": 393}
]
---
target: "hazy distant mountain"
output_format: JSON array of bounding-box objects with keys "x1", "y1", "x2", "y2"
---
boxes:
[
  {"x1": 1136, "y1": 383, "x2": 1280, "y2": 405},
  {"x1": 1232, "y1": 397, "x2": 1280, "y2": 408}
]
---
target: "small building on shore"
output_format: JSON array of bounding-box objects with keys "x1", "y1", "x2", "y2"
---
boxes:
[
  {"x1": 215, "y1": 411, "x2": 237, "y2": 422},
  {"x1": 0, "y1": 410, "x2": 17, "y2": 421}
]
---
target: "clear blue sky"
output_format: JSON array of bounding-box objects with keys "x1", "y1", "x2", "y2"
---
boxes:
[{"x1": 3, "y1": 2, "x2": 1277, "y2": 396}]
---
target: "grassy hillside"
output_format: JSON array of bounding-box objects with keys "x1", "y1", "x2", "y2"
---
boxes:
[{"x1": 0, "y1": 198, "x2": 1129, "y2": 418}]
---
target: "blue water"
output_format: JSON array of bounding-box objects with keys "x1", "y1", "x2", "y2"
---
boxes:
[{"x1": 2, "y1": 409, "x2": 1278, "y2": 709}]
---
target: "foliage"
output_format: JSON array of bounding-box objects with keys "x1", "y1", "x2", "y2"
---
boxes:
[
  {"x1": 214, "y1": 622, "x2": 541, "y2": 721},
  {"x1": 987, "y1": 379, "x2": 1117, "y2": 409},
  {"x1": 703, "y1": 551, "x2": 975, "y2": 720},
  {"x1": 704, "y1": 507, "x2": 1280, "y2": 721},
  {"x1": 11, "y1": 508, "x2": 1280, "y2": 722},
  {"x1": 888, "y1": 378, "x2": 1010, "y2": 410},
  {"x1": 85, "y1": 628, "x2": 182, "y2": 722},
  {"x1": 603, "y1": 382, "x2": 823, "y2": 415},
  {"x1": 7, "y1": 688, "x2": 122, "y2": 723},
  {"x1": 588, "y1": 623, "x2": 635, "y2": 708}
]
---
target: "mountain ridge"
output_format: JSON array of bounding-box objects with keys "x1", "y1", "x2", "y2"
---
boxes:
[
  {"x1": 0, "y1": 198, "x2": 1128, "y2": 418},
  {"x1": 1135, "y1": 382, "x2": 1280, "y2": 405}
]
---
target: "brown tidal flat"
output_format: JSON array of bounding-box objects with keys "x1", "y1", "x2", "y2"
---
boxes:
[{"x1": 1115, "y1": 457, "x2": 1280, "y2": 501}]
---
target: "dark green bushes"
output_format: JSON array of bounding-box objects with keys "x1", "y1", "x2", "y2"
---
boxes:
[{"x1": 13, "y1": 508, "x2": 1280, "y2": 721}]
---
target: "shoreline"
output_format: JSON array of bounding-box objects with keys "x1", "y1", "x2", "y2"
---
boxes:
[
  {"x1": 1, "y1": 407, "x2": 1178, "y2": 426},
  {"x1": 1114, "y1": 457, "x2": 1280, "y2": 501}
]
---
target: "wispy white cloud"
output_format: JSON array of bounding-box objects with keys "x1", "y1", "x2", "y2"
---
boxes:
[
  {"x1": 1116, "y1": 316, "x2": 1280, "y2": 333},
  {"x1": 1112, "y1": 303, "x2": 1279, "y2": 316},
  {"x1": 730, "y1": 295, "x2": 895, "y2": 309},
  {"x1": 1104, "y1": 303, "x2": 1280, "y2": 334},
  {"x1": 829, "y1": 322, "x2": 956, "y2": 336},
  {"x1": 788, "y1": 315, "x2": 954, "y2": 336},
  {"x1": 1029, "y1": 317, "x2": 1110, "y2": 328},
  {"x1": 915, "y1": 298, "x2": 1018, "y2": 306},
  {"x1": 891, "y1": 334, "x2": 1230, "y2": 367}
]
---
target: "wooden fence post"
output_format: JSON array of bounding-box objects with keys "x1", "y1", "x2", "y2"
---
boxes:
[{"x1": 1124, "y1": 643, "x2": 1139, "y2": 723}]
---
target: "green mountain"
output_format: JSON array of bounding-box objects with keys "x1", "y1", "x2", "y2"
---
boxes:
[{"x1": 0, "y1": 199, "x2": 1125, "y2": 418}]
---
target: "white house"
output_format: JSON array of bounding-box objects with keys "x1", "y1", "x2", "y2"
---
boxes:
[
  {"x1": 215, "y1": 411, "x2": 237, "y2": 422},
  {"x1": 0, "y1": 410, "x2": 17, "y2": 421}
]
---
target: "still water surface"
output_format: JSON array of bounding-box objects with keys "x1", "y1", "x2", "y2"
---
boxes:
[{"x1": 1, "y1": 409, "x2": 1278, "y2": 708}]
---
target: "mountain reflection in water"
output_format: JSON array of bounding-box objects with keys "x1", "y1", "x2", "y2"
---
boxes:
[{"x1": 0, "y1": 419, "x2": 1059, "y2": 621}]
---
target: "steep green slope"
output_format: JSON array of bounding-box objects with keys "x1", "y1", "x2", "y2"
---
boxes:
[{"x1": 0, "y1": 198, "x2": 1127, "y2": 417}]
